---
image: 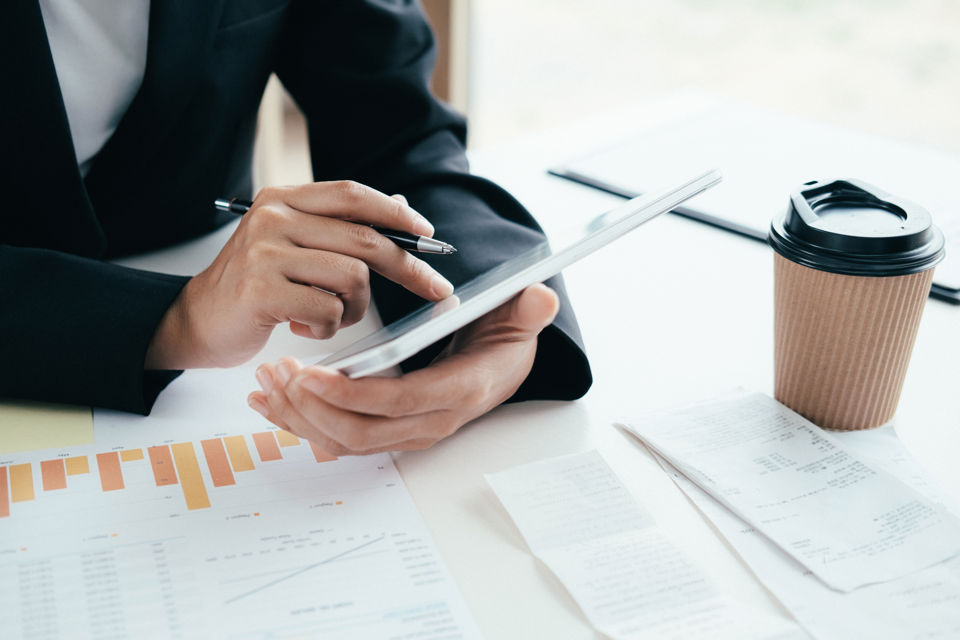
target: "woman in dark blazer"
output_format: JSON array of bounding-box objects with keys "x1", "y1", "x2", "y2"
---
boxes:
[{"x1": 0, "y1": 0, "x2": 591, "y2": 454}]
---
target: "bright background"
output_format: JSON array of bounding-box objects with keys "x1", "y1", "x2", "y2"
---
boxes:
[
  {"x1": 467, "y1": 0, "x2": 960, "y2": 151},
  {"x1": 271, "y1": 0, "x2": 959, "y2": 185}
]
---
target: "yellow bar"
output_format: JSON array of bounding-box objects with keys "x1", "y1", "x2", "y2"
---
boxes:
[
  {"x1": 65, "y1": 456, "x2": 89, "y2": 475},
  {"x1": 0, "y1": 400, "x2": 93, "y2": 455},
  {"x1": 170, "y1": 442, "x2": 211, "y2": 510},
  {"x1": 10, "y1": 463, "x2": 35, "y2": 502},
  {"x1": 275, "y1": 430, "x2": 301, "y2": 447},
  {"x1": 120, "y1": 449, "x2": 144, "y2": 462},
  {"x1": 223, "y1": 436, "x2": 254, "y2": 472}
]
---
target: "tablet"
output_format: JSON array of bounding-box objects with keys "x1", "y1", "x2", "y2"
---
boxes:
[{"x1": 317, "y1": 168, "x2": 722, "y2": 377}]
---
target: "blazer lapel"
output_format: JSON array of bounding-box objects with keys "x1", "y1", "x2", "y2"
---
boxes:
[
  {"x1": 0, "y1": 0, "x2": 104, "y2": 256},
  {"x1": 85, "y1": 0, "x2": 227, "y2": 192}
]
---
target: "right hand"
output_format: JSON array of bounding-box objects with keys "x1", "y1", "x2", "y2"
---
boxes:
[{"x1": 145, "y1": 181, "x2": 453, "y2": 369}]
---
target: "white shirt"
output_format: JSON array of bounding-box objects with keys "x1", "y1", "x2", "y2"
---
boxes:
[{"x1": 39, "y1": 0, "x2": 151, "y2": 177}]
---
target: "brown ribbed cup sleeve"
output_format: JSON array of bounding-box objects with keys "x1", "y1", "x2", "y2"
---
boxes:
[{"x1": 773, "y1": 253, "x2": 935, "y2": 430}]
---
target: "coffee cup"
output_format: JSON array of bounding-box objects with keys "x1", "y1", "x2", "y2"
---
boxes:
[{"x1": 768, "y1": 179, "x2": 945, "y2": 430}]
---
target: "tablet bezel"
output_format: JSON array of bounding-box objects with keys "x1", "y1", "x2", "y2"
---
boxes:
[{"x1": 317, "y1": 169, "x2": 722, "y2": 378}]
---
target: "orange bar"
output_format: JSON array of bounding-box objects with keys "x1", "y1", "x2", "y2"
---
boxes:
[
  {"x1": 96, "y1": 452, "x2": 124, "y2": 492},
  {"x1": 10, "y1": 463, "x2": 35, "y2": 502},
  {"x1": 120, "y1": 449, "x2": 144, "y2": 462},
  {"x1": 171, "y1": 443, "x2": 211, "y2": 510},
  {"x1": 201, "y1": 439, "x2": 236, "y2": 487},
  {"x1": 65, "y1": 456, "x2": 89, "y2": 475},
  {"x1": 223, "y1": 436, "x2": 254, "y2": 472},
  {"x1": 0, "y1": 467, "x2": 9, "y2": 518},
  {"x1": 148, "y1": 445, "x2": 178, "y2": 486},
  {"x1": 252, "y1": 432, "x2": 282, "y2": 462},
  {"x1": 41, "y1": 459, "x2": 67, "y2": 491},
  {"x1": 309, "y1": 442, "x2": 337, "y2": 463},
  {"x1": 275, "y1": 430, "x2": 301, "y2": 447}
]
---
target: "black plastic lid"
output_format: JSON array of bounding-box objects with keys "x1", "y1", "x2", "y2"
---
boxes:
[{"x1": 768, "y1": 179, "x2": 945, "y2": 277}]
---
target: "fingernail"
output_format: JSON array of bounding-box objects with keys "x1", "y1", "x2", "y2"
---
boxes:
[
  {"x1": 431, "y1": 274, "x2": 454, "y2": 298},
  {"x1": 413, "y1": 214, "x2": 434, "y2": 237},
  {"x1": 255, "y1": 366, "x2": 273, "y2": 394},
  {"x1": 277, "y1": 362, "x2": 292, "y2": 385},
  {"x1": 248, "y1": 396, "x2": 269, "y2": 418}
]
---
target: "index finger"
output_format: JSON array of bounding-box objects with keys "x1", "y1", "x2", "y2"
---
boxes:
[{"x1": 279, "y1": 181, "x2": 434, "y2": 237}]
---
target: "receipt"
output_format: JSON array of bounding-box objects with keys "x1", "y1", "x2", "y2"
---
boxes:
[
  {"x1": 621, "y1": 393, "x2": 960, "y2": 592},
  {"x1": 486, "y1": 451, "x2": 805, "y2": 640},
  {"x1": 651, "y1": 433, "x2": 960, "y2": 640}
]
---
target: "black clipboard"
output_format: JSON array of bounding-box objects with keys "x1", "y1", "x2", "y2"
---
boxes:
[{"x1": 548, "y1": 104, "x2": 960, "y2": 304}]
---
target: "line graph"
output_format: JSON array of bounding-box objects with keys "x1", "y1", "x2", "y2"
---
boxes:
[
  {"x1": 1, "y1": 361, "x2": 480, "y2": 638},
  {"x1": 224, "y1": 534, "x2": 387, "y2": 604}
]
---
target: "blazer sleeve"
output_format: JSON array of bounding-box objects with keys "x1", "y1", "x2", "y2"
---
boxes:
[
  {"x1": 273, "y1": 0, "x2": 592, "y2": 401},
  {"x1": 0, "y1": 244, "x2": 187, "y2": 413}
]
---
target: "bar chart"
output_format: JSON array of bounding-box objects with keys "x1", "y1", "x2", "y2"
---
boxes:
[
  {"x1": 0, "y1": 430, "x2": 337, "y2": 518},
  {"x1": 0, "y1": 432, "x2": 479, "y2": 639},
  {"x1": 0, "y1": 365, "x2": 481, "y2": 638}
]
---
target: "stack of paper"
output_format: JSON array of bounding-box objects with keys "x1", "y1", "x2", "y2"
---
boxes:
[
  {"x1": 486, "y1": 450, "x2": 805, "y2": 640},
  {"x1": 621, "y1": 392, "x2": 960, "y2": 639}
]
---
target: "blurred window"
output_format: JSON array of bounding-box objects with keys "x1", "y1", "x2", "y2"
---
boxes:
[{"x1": 468, "y1": 0, "x2": 960, "y2": 151}]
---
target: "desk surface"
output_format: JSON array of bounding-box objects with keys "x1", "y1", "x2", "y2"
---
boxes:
[{"x1": 115, "y1": 96, "x2": 960, "y2": 638}]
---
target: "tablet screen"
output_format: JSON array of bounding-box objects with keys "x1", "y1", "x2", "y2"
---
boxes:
[
  {"x1": 319, "y1": 240, "x2": 553, "y2": 366},
  {"x1": 318, "y1": 169, "x2": 721, "y2": 377}
]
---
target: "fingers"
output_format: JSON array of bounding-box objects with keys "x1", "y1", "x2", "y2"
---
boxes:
[
  {"x1": 283, "y1": 218, "x2": 453, "y2": 301},
  {"x1": 243, "y1": 285, "x2": 559, "y2": 458},
  {"x1": 279, "y1": 385, "x2": 454, "y2": 452},
  {"x1": 251, "y1": 360, "x2": 457, "y2": 454},
  {"x1": 288, "y1": 320, "x2": 319, "y2": 339},
  {"x1": 290, "y1": 365, "x2": 472, "y2": 417},
  {"x1": 179, "y1": 182, "x2": 447, "y2": 369},
  {"x1": 254, "y1": 283, "x2": 558, "y2": 422},
  {"x1": 271, "y1": 182, "x2": 434, "y2": 237},
  {"x1": 247, "y1": 196, "x2": 452, "y2": 302},
  {"x1": 279, "y1": 247, "x2": 370, "y2": 327},
  {"x1": 272, "y1": 282, "x2": 345, "y2": 339},
  {"x1": 371, "y1": 244, "x2": 453, "y2": 300},
  {"x1": 237, "y1": 184, "x2": 452, "y2": 345}
]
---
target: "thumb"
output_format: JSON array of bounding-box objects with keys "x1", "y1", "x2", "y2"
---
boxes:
[
  {"x1": 512, "y1": 283, "x2": 560, "y2": 334},
  {"x1": 472, "y1": 284, "x2": 558, "y2": 343},
  {"x1": 444, "y1": 284, "x2": 559, "y2": 356}
]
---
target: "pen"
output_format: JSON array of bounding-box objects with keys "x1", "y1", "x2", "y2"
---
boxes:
[{"x1": 214, "y1": 197, "x2": 457, "y2": 255}]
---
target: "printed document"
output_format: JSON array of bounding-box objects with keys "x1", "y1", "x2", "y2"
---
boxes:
[
  {"x1": 651, "y1": 425, "x2": 960, "y2": 639},
  {"x1": 621, "y1": 392, "x2": 960, "y2": 592},
  {"x1": 486, "y1": 450, "x2": 805, "y2": 640},
  {"x1": 0, "y1": 366, "x2": 479, "y2": 639}
]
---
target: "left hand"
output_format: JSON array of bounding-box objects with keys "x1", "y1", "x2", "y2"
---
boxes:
[{"x1": 247, "y1": 284, "x2": 560, "y2": 455}]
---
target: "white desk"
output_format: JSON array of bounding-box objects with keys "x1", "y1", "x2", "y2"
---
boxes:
[{"x1": 117, "y1": 97, "x2": 960, "y2": 638}]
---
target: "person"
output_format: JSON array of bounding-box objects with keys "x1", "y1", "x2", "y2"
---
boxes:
[{"x1": 1, "y1": 0, "x2": 592, "y2": 454}]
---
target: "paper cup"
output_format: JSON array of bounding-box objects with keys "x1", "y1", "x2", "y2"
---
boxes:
[
  {"x1": 769, "y1": 179, "x2": 944, "y2": 430},
  {"x1": 773, "y1": 254, "x2": 934, "y2": 430}
]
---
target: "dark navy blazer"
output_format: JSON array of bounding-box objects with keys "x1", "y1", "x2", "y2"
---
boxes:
[{"x1": 0, "y1": 0, "x2": 591, "y2": 413}]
